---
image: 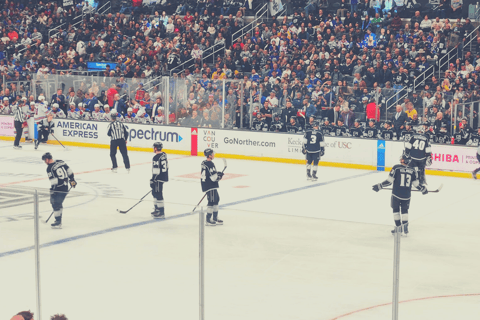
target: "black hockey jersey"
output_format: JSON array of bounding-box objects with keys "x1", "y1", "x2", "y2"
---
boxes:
[
  {"x1": 469, "y1": 132, "x2": 480, "y2": 146},
  {"x1": 251, "y1": 119, "x2": 269, "y2": 131},
  {"x1": 321, "y1": 125, "x2": 333, "y2": 136},
  {"x1": 269, "y1": 120, "x2": 284, "y2": 132},
  {"x1": 405, "y1": 134, "x2": 431, "y2": 160},
  {"x1": 364, "y1": 127, "x2": 379, "y2": 139},
  {"x1": 201, "y1": 160, "x2": 219, "y2": 192},
  {"x1": 434, "y1": 132, "x2": 450, "y2": 144},
  {"x1": 400, "y1": 129, "x2": 415, "y2": 142},
  {"x1": 348, "y1": 126, "x2": 364, "y2": 138},
  {"x1": 380, "y1": 129, "x2": 396, "y2": 140},
  {"x1": 47, "y1": 160, "x2": 74, "y2": 192},
  {"x1": 152, "y1": 152, "x2": 169, "y2": 182},
  {"x1": 286, "y1": 123, "x2": 302, "y2": 134},
  {"x1": 303, "y1": 129, "x2": 325, "y2": 153},
  {"x1": 333, "y1": 125, "x2": 348, "y2": 137},
  {"x1": 381, "y1": 164, "x2": 420, "y2": 200}
]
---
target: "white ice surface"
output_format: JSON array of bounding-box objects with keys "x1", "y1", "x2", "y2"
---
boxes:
[{"x1": 0, "y1": 140, "x2": 479, "y2": 320}]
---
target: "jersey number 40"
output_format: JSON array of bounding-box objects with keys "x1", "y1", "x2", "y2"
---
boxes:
[{"x1": 412, "y1": 139, "x2": 425, "y2": 150}]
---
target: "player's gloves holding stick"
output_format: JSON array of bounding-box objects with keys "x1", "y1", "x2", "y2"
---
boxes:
[
  {"x1": 418, "y1": 185, "x2": 428, "y2": 195},
  {"x1": 302, "y1": 147, "x2": 307, "y2": 155},
  {"x1": 217, "y1": 172, "x2": 224, "y2": 180},
  {"x1": 372, "y1": 183, "x2": 383, "y2": 192},
  {"x1": 150, "y1": 179, "x2": 155, "y2": 188},
  {"x1": 426, "y1": 156, "x2": 432, "y2": 166},
  {"x1": 70, "y1": 180, "x2": 77, "y2": 188},
  {"x1": 320, "y1": 147, "x2": 325, "y2": 157}
]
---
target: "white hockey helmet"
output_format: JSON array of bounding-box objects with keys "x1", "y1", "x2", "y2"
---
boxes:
[
  {"x1": 38, "y1": 95, "x2": 45, "y2": 101},
  {"x1": 127, "y1": 107, "x2": 133, "y2": 112},
  {"x1": 52, "y1": 103, "x2": 59, "y2": 109},
  {"x1": 94, "y1": 104, "x2": 100, "y2": 109}
]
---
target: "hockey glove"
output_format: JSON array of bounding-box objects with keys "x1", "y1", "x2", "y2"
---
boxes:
[
  {"x1": 419, "y1": 185, "x2": 428, "y2": 195},
  {"x1": 70, "y1": 180, "x2": 77, "y2": 188},
  {"x1": 320, "y1": 148, "x2": 325, "y2": 157},
  {"x1": 425, "y1": 156, "x2": 432, "y2": 167},
  {"x1": 302, "y1": 148, "x2": 307, "y2": 155},
  {"x1": 22, "y1": 121, "x2": 28, "y2": 128},
  {"x1": 150, "y1": 179, "x2": 155, "y2": 188},
  {"x1": 372, "y1": 183, "x2": 383, "y2": 192},
  {"x1": 217, "y1": 172, "x2": 224, "y2": 180}
]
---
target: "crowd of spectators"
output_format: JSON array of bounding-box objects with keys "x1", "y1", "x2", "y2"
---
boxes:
[{"x1": 0, "y1": 0, "x2": 479, "y2": 146}]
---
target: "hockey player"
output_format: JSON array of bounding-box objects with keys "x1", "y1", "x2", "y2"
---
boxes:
[
  {"x1": 251, "y1": 112, "x2": 268, "y2": 131},
  {"x1": 404, "y1": 129, "x2": 432, "y2": 185},
  {"x1": 0, "y1": 97, "x2": 11, "y2": 114},
  {"x1": 454, "y1": 118, "x2": 473, "y2": 145},
  {"x1": 472, "y1": 144, "x2": 480, "y2": 179},
  {"x1": 303, "y1": 121, "x2": 325, "y2": 181},
  {"x1": 372, "y1": 155, "x2": 428, "y2": 235},
  {"x1": 151, "y1": 142, "x2": 168, "y2": 218},
  {"x1": 467, "y1": 128, "x2": 480, "y2": 147},
  {"x1": 78, "y1": 103, "x2": 91, "y2": 120},
  {"x1": 67, "y1": 102, "x2": 80, "y2": 119},
  {"x1": 35, "y1": 114, "x2": 54, "y2": 149},
  {"x1": 380, "y1": 120, "x2": 396, "y2": 140},
  {"x1": 422, "y1": 122, "x2": 435, "y2": 142},
  {"x1": 305, "y1": 116, "x2": 316, "y2": 132},
  {"x1": 136, "y1": 105, "x2": 151, "y2": 124},
  {"x1": 103, "y1": 105, "x2": 120, "y2": 122},
  {"x1": 400, "y1": 122, "x2": 415, "y2": 141},
  {"x1": 286, "y1": 116, "x2": 302, "y2": 133},
  {"x1": 321, "y1": 118, "x2": 333, "y2": 136},
  {"x1": 35, "y1": 95, "x2": 49, "y2": 124},
  {"x1": 42, "y1": 152, "x2": 76, "y2": 229},
  {"x1": 49, "y1": 103, "x2": 66, "y2": 118},
  {"x1": 201, "y1": 148, "x2": 224, "y2": 226},
  {"x1": 123, "y1": 108, "x2": 137, "y2": 123},
  {"x1": 333, "y1": 118, "x2": 348, "y2": 137},
  {"x1": 91, "y1": 104, "x2": 105, "y2": 121},
  {"x1": 433, "y1": 123, "x2": 450, "y2": 144},
  {"x1": 153, "y1": 107, "x2": 165, "y2": 124},
  {"x1": 348, "y1": 119, "x2": 364, "y2": 138},
  {"x1": 269, "y1": 113, "x2": 284, "y2": 132},
  {"x1": 364, "y1": 119, "x2": 379, "y2": 139}
]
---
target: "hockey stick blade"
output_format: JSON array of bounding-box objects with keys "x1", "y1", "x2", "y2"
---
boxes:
[{"x1": 117, "y1": 209, "x2": 128, "y2": 214}]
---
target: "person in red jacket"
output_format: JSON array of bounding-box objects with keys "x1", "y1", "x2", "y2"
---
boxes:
[
  {"x1": 366, "y1": 98, "x2": 380, "y2": 122},
  {"x1": 7, "y1": 27, "x2": 18, "y2": 41},
  {"x1": 106, "y1": 84, "x2": 118, "y2": 108}
]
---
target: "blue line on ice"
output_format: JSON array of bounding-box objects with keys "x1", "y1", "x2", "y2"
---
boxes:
[{"x1": 0, "y1": 171, "x2": 375, "y2": 258}]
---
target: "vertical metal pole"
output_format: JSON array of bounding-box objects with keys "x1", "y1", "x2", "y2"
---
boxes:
[
  {"x1": 222, "y1": 79, "x2": 226, "y2": 129},
  {"x1": 249, "y1": 90, "x2": 253, "y2": 128},
  {"x1": 34, "y1": 190, "x2": 42, "y2": 320},
  {"x1": 392, "y1": 225, "x2": 401, "y2": 320},
  {"x1": 199, "y1": 207, "x2": 205, "y2": 320},
  {"x1": 163, "y1": 77, "x2": 170, "y2": 125},
  {"x1": 240, "y1": 81, "x2": 244, "y2": 129}
]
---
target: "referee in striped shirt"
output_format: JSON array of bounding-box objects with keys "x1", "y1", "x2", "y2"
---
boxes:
[
  {"x1": 13, "y1": 103, "x2": 26, "y2": 149},
  {"x1": 107, "y1": 112, "x2": 131, "y2": 173}
]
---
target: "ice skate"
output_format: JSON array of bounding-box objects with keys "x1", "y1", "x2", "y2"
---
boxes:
[
  {"x1": 13, "y1": 145, "x2": 22, "y2": 150},
  {"x1": 306, "y1": 169, "x2": 312, "y2": 181},
  {"x1": 206, "y1": 219, "x2": 216, "y2": 226},
  {"x1": 472, "y1": 172, "x2": 477, "y2": 180},
  {"x1": 214, "y1": 219, "x2": 223, "y2": 225},
  {"x1": 34, "y1": 140, "x2": 39, "y2": 149},
  {"x1": 51, "y1": 221, "x2": 62, "y2": 229},
  {"x1": 112, "y1": 168, "x2": 118, "y2": 173},
  {"x1": 312, "y1": 172, "x2": 318, "y2": 181},
  {"x1": 403, "y1": 223, "x2": 409, "y2": 236}
]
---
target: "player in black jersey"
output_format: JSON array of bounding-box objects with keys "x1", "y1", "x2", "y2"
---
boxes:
[
  {"x1": 286, "y1": 117, "x2": 302, "y2": 133},
  {"x1": 333, "y1": 118, "x2": 348, "y2": 137},
  {"x1": 404, "y1": 131, "x2": 432, "y2": 185},
  {"x1": 455, "y1": 118, "x2": 474, "y2": 145},
  {"x1": 468, "y1": 128, "x2": 480, "y2": 146},
  {"x1": 303, "y1": 121, "x2": 325, "y2": 181},
  {"x1": 201, "y1": 148, "x2": 224, "y2": 226},
  {"x1": 400, "y1": 122, "x2": 415, "y2": 142},
  {"x1": 251, "y1": 113, "x2": 269, "y2": 131},
  {"x1": 151, "y1": 142, "x2": 169, "y2": 219},
  {"x1": 372, "y1": 156, "x2": 428, "y2": 235},
  {"x1": 364, "y1": 119, "x2": 379, "y2": 139},
  {"x1": 422, "y1": 122, "x2": 435, "y2": 141},
  {"x1": 42, "y1": 152, "x2": 76, "y2": 229},
  {"x1": 348, "y1": 119, "x2": 364, "y2": 138},
  {"x1": 269, "y1": 114, "x2": 284, "y2": 132},
  {"x1": 321, "y1": 118, "x2": 333, "y2": 136},
  {"x1": 380, "y1": 120, "x2": 396, "y2": 140},
  {"x1": 305, "y1": 116, "x2": 316, "y2": 132},
  {"x1": 434, "y1": 123, "x2": 450, "y2": 144},
  {"x1": 35, "y1": 114, "x2": 54, "y2": 149}
]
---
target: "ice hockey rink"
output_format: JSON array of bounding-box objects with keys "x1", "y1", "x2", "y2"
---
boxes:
[{"x1": 0, "y1": 139, "x2": 479, "y2": 320}]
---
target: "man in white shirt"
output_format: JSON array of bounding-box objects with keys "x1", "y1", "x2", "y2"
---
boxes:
[{"x1": 266, "y1": 91, "x2": 279, "y2": 109}]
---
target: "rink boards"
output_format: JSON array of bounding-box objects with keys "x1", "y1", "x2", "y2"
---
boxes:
[{"x1": 0, "y1": 116, "x2": 478, "y2": 177}]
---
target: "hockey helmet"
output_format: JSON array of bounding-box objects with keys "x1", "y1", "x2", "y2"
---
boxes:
[
  {"x1": 127, "y1": 107, "x2": 133, "y2": 112},
  {"x1": 313, "y1": 120, "x2": 321, "y2": 128},
  {"x1": 204, "y1": 148, "x2": 215, "y2": 158},
  {"x1": 354, "y1": 118, "x2": 360, "y2": 124},
  {"x1": 111, "y1": 112, "x2": 117, "y2": 120},
  {"x1": 41, "y1": 152, "x2": 53, "y2": 161},
  {"x1": 405, "y1": 121, "x2": 412, "y2": 127},
  {"x1": 400, "y1": 152, "x2": 411, "y2": 165},
  {"x1": 52, "y1": 103, "x2": 59, "y2": 109},
  {"x1": 38, "y1": 95, "x2": 45, "y2": 101},
  {"x1": 369, "y1": 118, "x2": 375, "y2": 123},
  {"x1": 385, "y1": 120, "x2": 392, "y2": 125},
  {"x1": 153, "y1": 142, "x2": 163, "y2": 151}
]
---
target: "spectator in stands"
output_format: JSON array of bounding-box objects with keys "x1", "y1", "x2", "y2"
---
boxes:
[
  {"x1": 392, "y1": 105, "x2": 408, "y2": 136},
  {"x1": 13, "y1": 311, "x2": 33, "y2": 320}
]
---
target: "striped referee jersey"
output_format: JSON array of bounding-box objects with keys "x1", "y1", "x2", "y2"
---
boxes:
[
  {"x1": 107, "y1": 120, "x2": 129, "y2": 141},
  {"x1": 13, "y1": 105, "x2": 25, "y2": 122}
]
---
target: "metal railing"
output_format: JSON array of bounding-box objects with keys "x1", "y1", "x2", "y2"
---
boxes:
[
  {"x1": 231, "y1": 3, "x2": 268, "y2": 45},
  {"x1": 98, "y1": 1, "x2": 112, "y2": 15}
]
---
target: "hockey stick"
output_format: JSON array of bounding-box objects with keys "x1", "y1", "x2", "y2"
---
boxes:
[
  {"x1": 191, "y1": 158, "x2": 228, "y2": 214},
  {"x1": 384, "y1": 183, "x2": 443, "y2": 193},
  {"x1": 42, "y1": 187, "x2": 73, "y2": 224},
  {"x1": 51, "y1": 133, "x2": 68, "y2": 150},
  {"x1": 117, "y1": 190, "x2": 152, "y2": 214}
]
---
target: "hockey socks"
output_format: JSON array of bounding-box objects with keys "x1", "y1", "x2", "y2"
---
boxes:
[
  {"x1": 213, "y1": 207, "x2": 223, "y2": 225},
  {"x1": 152, "y1": 200, "x2": 165, "y2": 218}
]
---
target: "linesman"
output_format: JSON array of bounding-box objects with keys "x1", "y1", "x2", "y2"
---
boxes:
[{"x1": 107, "y1": 112, "x2": 131, "y2": 173}]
